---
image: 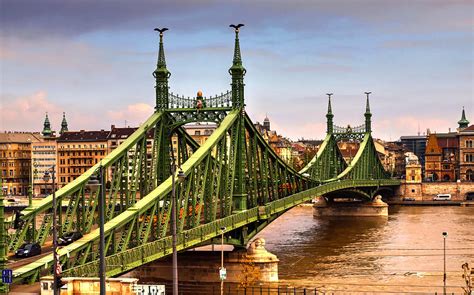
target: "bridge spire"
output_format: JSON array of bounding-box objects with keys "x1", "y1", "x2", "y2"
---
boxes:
[
  {"x1": 364, "y1": 91, "x2": 372, "y2": 133},
  {"x1": 326, "y1": 93, "x2": 334, "y2": 134},
  {"x1": 153, "y1": 27, "x2": 171, "y2": 110},
  {"x1": 229, "y1": 24, "x2": 246, "y2": 108}
]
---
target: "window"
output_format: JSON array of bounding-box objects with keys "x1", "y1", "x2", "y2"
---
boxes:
[
  {"x1": 466, "y1": 154, "x2": 474, "y2": 163},
  {"x1": 195, "y1": 131, "x2": 201, "y2": 136}
]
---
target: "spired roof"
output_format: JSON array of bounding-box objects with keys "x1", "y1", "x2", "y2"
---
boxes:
[
  {"x1": 60, "y1": 112, "x2": 68, "y2": 135},
  {"x1": 42, "y1": 113, "x2": 52, "y2": 137},
  {"x1": 458, "y1": 107, "x2": 469, "y2": 129}
]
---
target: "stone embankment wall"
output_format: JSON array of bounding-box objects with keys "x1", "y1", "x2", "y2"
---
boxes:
[{"x1": 395, "y1": 182, "x2": 474, "y2": 201}]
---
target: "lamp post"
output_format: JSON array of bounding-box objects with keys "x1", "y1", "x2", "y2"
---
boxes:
[
  {"x1": 170, "y1": 156, "x2": 185, "y2": 295},
  {"x1": 43, "y1": 166, "x2": 59, "y2": 295},
  {"x1": 86, "y1": 164, "x2": 106, "y2": 295},
  {"x1": 443, "y1": 231, "x2": 448, "y2": 295},
  {"x1": 220, "y1": 226, "x2": 226, "y2": 295}
]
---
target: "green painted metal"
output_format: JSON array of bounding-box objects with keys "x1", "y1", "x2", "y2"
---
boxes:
[
  {"x1": 59, "y1": 179, "x2": 398, "y2": 280},
  {"x1": 8, "y1": 26, "x2": 400, "y2": 286},
  {"x1": 299, "y1": 134, "x2": 347, "y2": 181},
  {"x1": 330, "y1": 133, "x2": 389, "y2": 181}
]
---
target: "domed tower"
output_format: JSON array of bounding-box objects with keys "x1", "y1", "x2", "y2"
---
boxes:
[
  {"x1": 458, "y1": 107, "x2": 469, "y2": 129},
  {"x1": 60, "y1": 112, "x2": 68, "y2": 135},
  {"x1": 42, "y1": 113, "x2": 52, "y2": 137},
  {"x1": 263, "y1": 115, "x2": 270, "y2": 131}
]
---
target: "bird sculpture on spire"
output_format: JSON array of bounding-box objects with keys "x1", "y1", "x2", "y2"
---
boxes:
[
  {"x1": 229, "y1": 24, "x2": 244, "y2": 32},
  {"x1": 154, "y1": 27, "x2": 168, "y2": 37}
]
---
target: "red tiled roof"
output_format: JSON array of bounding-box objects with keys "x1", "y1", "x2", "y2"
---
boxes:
[{"x1": 460, "y1": 125, "x2": 474, "y2": 132}]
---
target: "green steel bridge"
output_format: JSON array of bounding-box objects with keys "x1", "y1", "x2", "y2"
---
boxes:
[{"x1": 3, "y1": 26, "x2": 399, "y2": 284}]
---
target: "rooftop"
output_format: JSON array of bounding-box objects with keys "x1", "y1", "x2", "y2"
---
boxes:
[
  {"x1": 57, "y1": 130, "x2": 110, "y2": 142},
  {"x1": 0, "y1": 132, "x2": 43, "y2": 143}
]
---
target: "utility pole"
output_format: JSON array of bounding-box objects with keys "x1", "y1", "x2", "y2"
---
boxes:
[
  {"x1": 220, "y1": 227, "x2": 226, "y2": 295},
  {"x1": 443, "y1": 232, "x2": 447, "y2": 295},
  {"x1": 0, "y1": 180, "x2": 9, "y2": 294}
]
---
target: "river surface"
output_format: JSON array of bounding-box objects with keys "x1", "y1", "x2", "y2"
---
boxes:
[{"x1": 255, "y1": 205, "x2": 474, "y2": 294}]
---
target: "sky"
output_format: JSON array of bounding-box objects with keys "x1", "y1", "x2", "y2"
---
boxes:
[{"x1": 0, "y1": 0, "x2": 473, "y2": 141}]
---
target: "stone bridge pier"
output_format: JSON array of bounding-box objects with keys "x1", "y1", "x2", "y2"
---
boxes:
[
  {"x1": 313, "y1": 195, "x2": 388, "y2": 217},
  {"x1": 123, "y1": 238, "x2": 279, "y2": 286}
]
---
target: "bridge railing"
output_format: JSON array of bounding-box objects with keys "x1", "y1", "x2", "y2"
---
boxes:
[
  {"x1": 60, "y1": 179, "x2": 399, "y2": 279},
  {"x1": 168, "y1": 91, "x2": 232, "y2": 109}
]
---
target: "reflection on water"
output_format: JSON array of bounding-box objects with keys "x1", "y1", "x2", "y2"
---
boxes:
[{"x1": 255, "y1": 205, "x2": 474, "y2": 293}]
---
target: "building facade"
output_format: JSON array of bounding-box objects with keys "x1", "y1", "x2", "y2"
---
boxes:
[
  {"x1": 458, "y1": 125, "x2": 474, "y2": 181},
  {"x1": 183, "y1": 123, "x2": 217, "y2": 146},
  {"x1": 400, "y1": 135, "x2": 427, "y2": 173},
  {"x1": 31, "y1": 138, "x2": 57, "y2": 196},
  {"x1": 57, "y1": 130, "x2": 109, "y2": 187},
  {"x1": 0, "y1": 132, "x2": 42, "y2": 196},
  {"x1": 424, "y1": 132, "x2": 458, "y2": 181}
]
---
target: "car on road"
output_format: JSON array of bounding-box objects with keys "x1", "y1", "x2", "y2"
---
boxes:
[
  {"x1": 6, "y1": 198, "x2": 20, "y2": 206},
  {"x1": 58, "y1": 231, "x2": 83, "y2": 246},
  {"x1": 15, "y1": 242, "x2": 41, "y2": 258}
]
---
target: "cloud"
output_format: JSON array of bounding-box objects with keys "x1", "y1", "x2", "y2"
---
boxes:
[
  {"x1": 373, "y1": 116, "x2": 455, "y2": 141},
  {"x1": 0, "y1": 91, "x2": 62, "y2": 131},
  {"x1": 107, "y1": 102, "x2": 154, "y2": 127},
  {"x1": 1, "y1": 0, "x2": 471, "y2": 40}
]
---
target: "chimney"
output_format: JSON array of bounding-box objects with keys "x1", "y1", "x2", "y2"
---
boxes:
[{"x1": 111, "y1": 125, "x2": 115, "y2": 130}]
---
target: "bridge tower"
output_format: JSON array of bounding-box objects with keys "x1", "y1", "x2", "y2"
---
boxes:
[{"x1": 229, "y1": 24, "x2": 247, "y2": 212}]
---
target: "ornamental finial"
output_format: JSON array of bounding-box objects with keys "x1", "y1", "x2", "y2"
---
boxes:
[
  {"x1": 364, "y1": 91, "x2": 372, "y2": 133},
  {"x1": 326, "y1": 93, "x2": 333, "y2": 115},
  {"x1": 154, "y1": 27, "x2": 169, "y2": 69},
  {"x1": 229, "y1": 24, "x2": 244, "y2": 65},
  {"x1": 364, "y1": 91, "x2": 371, "y2": 114}
]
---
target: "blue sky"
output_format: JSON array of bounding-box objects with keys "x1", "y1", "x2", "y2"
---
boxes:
[{"x1": 1, "y1": 0, "x2": 472, "y2": 140}]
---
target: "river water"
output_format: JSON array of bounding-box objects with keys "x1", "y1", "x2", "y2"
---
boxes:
[{"x1": 255, "y1": 205, "x2": 474, "y2": 294}]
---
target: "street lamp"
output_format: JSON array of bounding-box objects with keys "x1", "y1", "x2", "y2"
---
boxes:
[
  {"x1": 43, "y1": 166, "x2": 59, "y2": 295},
  {"x1": 220, "y1": 226, "x2": 226, "y2": 295},
  {"x1": 86, "y1": 164, "x2": 106, "y2": 295},
  {"x1": 170, "y1": 156, "x2": 185, "y2": 295},
  {"x1": 442, "y1": 231, "x2": 448, "y2": 295}
]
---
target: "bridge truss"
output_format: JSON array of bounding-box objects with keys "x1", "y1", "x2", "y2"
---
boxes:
[{"x1": 6, "y1": 26, "x2": 399, "y2": 284}]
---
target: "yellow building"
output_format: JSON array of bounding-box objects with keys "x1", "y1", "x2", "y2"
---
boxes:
[
  {"x1": 184, "y1": 123, "x2": 217, "y2": 146},
  {"x1": 405, "y1": 152, "x2": 422, "y2": 183},
  {"x1": 57, "y1": 130, "x2": 109, "y2": 187},
  {"x1": 0, "y1": 132, "x2": 42, "y2": 196}
]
